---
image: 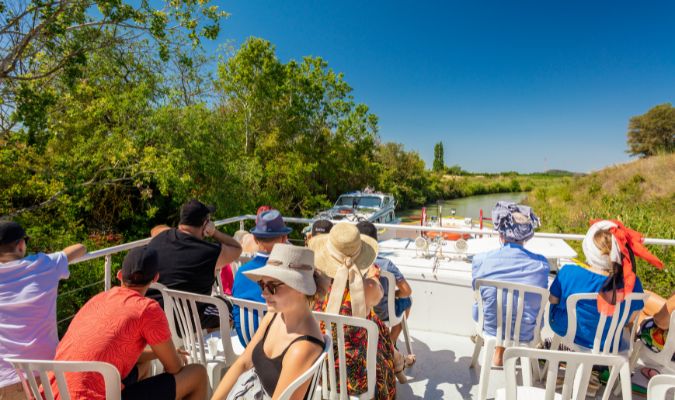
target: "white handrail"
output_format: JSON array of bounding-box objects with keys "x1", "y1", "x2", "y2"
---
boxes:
[{"x1": 65, "y1": 214, "x2": 674, "y2": 295}]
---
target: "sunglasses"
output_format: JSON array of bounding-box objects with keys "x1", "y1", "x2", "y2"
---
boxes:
[{"x1": 257, "y1": 281, "x2": 285, "y2": 295}]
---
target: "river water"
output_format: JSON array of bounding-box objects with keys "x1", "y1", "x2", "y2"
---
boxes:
[{"x1": 398, "y1": 192, "x2": 527, "y2": 223}]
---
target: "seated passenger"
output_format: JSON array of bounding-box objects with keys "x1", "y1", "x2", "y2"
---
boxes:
[
  {"x1": 240, "y1": 205, "x2": 273, "y2": 255},
  {"x1": 549, "y1": 220, "x2": 662, "y2": 351},
  {"x1": 211, "y1": 244, "x2": 324, "y2": 400},
  {"x1": 49, "y1": 247, "x2": 207, "y2": 400},
  {"x1": 472, "y1": 202, "x2": 550, "y2": 366},
  {"x1": 146, "y1": 199, "x2": 242, "y2": 330},
  {"x1": 0, "y1": 221, "x2": 86, "y2": 399},
  {"x1": 304, "y1": 219, "x2": 333, "y2": 244},
  {"x1": 356, "y1": 222, "x2": 414, "y2": 351},
  {"x1": 637, "y1": 290, "x2": 675, "y2": 380},
  {"x1": 232, "y1": 210, "x2": 291, "y2": 345},
  {"x1": 309, "y1": 223, "x2": 397, "y2": 398}
]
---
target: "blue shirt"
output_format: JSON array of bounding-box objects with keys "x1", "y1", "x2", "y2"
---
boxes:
[
  {"x1": 472, "y1": 242, "x2": 550, "y2": 342},
  {"x1": 549, "y1": 264, "x2": 644, "y2": 351},
  {"x1": 374, "y1": 257, "x2": 405, "y2": 321},
  {"x1": 232, "y1": 252, "x2": 268, "y2": 346}
]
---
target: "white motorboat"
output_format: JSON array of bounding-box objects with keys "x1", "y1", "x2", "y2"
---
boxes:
[{"x1": 315, "y1": 190, "x2": 400, "y2": 224}]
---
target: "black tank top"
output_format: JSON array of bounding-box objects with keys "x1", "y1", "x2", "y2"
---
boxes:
[{"x1": 252, "y1": 313, "x2": 324, "y2": 396}]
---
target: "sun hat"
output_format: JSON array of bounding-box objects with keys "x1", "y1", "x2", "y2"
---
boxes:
[
  {"x1": 308, "y1": 222, "x2": 378, "y2": 278},
  {"x1": 0, "y1": 221, "x2": 26, "y2": 245},
  {"x1": 243, "y1": 244, "x2": 316, "y2": 295},
  {"x1": 179, "y1": 199, "x2": 215, "y2": 227},
  {"x1": 308, "y1": 222, "x2": 378, "y2": 318},
  {"x1": 250, "y1": 210, "x2": 293, "y2": 238},
  {"x1": 121, "y1": 246, "x2": 159, "y2": 285}
]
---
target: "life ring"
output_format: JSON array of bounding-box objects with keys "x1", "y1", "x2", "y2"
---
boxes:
[{"x1": 425, "y1": 231, "x2": 471, "y2": 241}]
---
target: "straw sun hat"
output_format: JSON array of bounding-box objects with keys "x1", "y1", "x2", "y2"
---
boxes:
[
  {"x1": 308, "y1": 222, "x2": 378, "y2": 279},
  {"x1": 243, "y1": 244, "x2": 316, "y2": 295}
]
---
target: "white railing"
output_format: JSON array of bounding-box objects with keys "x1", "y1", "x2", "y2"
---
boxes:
[{"x1": 68, "y1": 214, "x2": 675, "y2": 291}]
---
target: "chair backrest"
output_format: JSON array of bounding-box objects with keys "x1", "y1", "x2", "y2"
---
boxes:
[
  {"x1": 313, "y1": 311, "x2": 378, "y2": 400},
  {"x1": 278, "y1": 334, "x2": 332, "y2": 400},
  {"x1": 646, "y1": 311, "x2": 675, "y2": 370},
  {"x1": 380, "y1": 270, "x2": 403, "y2": 327},
  {"x1": 562, "y1": 292, "x2": 647, "y2": 354},
  {"x1": 6, "y1": 358, "x2": 121, "y2": 400},
  {"x1": 648, "y1": 374, "x2": 675, "y2": 400},
  {"x1": 228, "y1": 296, "x2": 268, "y2": 345},
  {"x1": 474, "y1": 279, "x2": 549, "y2": 346},
  {"x1": 501, "y1": 347, "x2": 629, "y2": 400},
  {"x1": 162, "y1": 288, "x2": 236, "y2": 367}
]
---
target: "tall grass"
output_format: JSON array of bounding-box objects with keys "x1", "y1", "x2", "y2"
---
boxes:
[{"x1": 525, "y1": 155, "x2": 675, "y2": 297}]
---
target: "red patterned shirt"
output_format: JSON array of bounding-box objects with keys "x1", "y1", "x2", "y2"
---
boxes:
[{"x1": 48, "y1": 286, "x2": 171, "y2": 399}]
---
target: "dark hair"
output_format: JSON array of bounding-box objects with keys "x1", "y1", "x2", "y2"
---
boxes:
[{"x1": 356, "y1": 221, "x2": 378, "y2": 241}]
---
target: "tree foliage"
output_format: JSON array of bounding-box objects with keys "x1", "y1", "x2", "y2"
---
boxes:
[
  {"x1": 627, "y1": 103, "x2": 675, "y2": 157},
  {"x1": 433, "y1": 141, "x2": 444, "y2": 172}
]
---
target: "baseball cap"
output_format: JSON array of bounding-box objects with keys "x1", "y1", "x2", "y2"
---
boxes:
[
  {"x1": 179, "y1": 199, "x2": 216, "y2": 227},
  {"x1": 121, "y1": 247, "x2": 159, "y2": 285},
  {"x1": 0, "y1": 221, "x2": 27, "y2": 245},
  {"x1": 311, "y1": 219, "x2": 334, "y2": 237}
]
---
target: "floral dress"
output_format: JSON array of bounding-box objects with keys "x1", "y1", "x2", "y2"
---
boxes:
[{"x1": 314, "y1": 286, "x2": 397, "y2": 400}]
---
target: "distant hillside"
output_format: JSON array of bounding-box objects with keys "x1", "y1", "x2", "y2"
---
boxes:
[{"x1": 526, "y1": 153, "x2": 674, "y2": 296}]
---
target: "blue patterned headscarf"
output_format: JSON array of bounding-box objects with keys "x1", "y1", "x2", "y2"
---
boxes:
[{"x1": 491, "y1": 201, "x2": 540, "y2": 242}]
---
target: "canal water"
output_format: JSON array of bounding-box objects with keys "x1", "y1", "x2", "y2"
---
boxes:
[{"x1": 399, "y1": 192, "x2": 527, "y2": 223}]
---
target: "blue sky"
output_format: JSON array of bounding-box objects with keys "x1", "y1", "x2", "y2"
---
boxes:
[{"x1": 206, "y1": 1, "x2": 675, "y2": 173}]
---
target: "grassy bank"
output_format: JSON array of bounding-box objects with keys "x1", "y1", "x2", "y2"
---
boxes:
[
  {"x1": 525, "y1": 154, "x2": 675, "y2": 297},
  {"x1": 428, "y1": 173, "x2": 572, "y2": 201}
]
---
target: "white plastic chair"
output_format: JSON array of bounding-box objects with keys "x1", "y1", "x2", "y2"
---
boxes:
[
  {"x1": 228, "y1": 296, "x2": 268, "y2": 346},
  {"x1": 313, "y1": 311, "x2": 378, "y2": 400},
  {"x1": 647, "y1": 374, "x2": 675, "y2": 400},
  {"x1": 278, "y1": 334, "x2": 332, "y2": 400},
  {"x1": 380, "y1": 270, "x2": 413, "y2": 355},
  {"x1": 162, "y1": 288, "x2": 237, "y2": 390},
  {"x1": 6, "y1": 358, "x2": 121, "y2": 400},
  {"x1": 632, "y1": 311, "x2": 675, "y2": 375},
  {"x1": 470, "y1": 279, "x2": 549, "y2": 400},
  {"x1": 548, "y1": 292, "x2": 647, "y2": 399},
  {"x1": 495, "y1": 347, "x2": 632, "y2": 400}
]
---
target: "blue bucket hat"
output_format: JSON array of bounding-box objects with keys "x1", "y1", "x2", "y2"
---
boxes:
[{"x1": 250, "y1": 210, "x2": 293, "y2": 238}]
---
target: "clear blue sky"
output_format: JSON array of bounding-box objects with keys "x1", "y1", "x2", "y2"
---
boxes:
[{"x1": 206, "y1": 0, "x2": 675, "y2": 173}]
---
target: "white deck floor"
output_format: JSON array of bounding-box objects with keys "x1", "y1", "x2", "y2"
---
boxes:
[{"x1": 397, "y1": 330, "x2": 650, "y2": 399}]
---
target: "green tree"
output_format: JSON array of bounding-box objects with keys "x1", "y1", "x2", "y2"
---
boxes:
[
  {"x1": 433, "y1": 141, "x2": 444, "y2": 172},
  {"x1": 627, "y1": 103, "x2": 675, "y2": 157}
]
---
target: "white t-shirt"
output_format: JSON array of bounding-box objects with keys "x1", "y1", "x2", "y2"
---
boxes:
[{"x1": 0, "y1": 252, "x2": 69, "y2": 388}]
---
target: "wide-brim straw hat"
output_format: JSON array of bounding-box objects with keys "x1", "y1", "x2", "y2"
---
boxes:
[
  {"x1": 308, "y1": 222, "x2": 378, "y2": 278},
  {"x1": 243, "y1": 244, "x2": 316, "y2": 295}
]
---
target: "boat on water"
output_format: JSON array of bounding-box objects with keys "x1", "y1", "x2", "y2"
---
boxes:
[
  {"x1": 32, "y1": 214, "x2": 675, "y2": 399},
  {"x1": 314, "y1": 190, "x2": 400, "y2": 225}
]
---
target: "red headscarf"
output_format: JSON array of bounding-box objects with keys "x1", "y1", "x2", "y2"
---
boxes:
[{"x1": 591, "y1": 219, "x2": 663, "y2": 315}]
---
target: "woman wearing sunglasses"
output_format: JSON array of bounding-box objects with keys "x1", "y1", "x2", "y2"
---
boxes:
[{"x1": 211, "y1": 244, "x2": 325, "y2": 400}]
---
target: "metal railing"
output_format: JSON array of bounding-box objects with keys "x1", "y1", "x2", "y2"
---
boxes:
[{"x1": 67, "y1": 214, "x2": 675, "y2": 292}]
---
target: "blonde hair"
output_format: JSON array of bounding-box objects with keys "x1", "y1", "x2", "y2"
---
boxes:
[
  {"x1": 592, "y1": 229, "x2": 620, "y2": 273},
  {"x1": 593, "y1": 229, "x2": 613, "y2": 256}
]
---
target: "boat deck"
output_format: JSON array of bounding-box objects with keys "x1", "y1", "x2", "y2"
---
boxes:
[{"x1": 398, "y1": 330, "x2": 648, "y2": 399}]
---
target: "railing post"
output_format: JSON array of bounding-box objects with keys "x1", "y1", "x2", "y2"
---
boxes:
[
  {"x1": 239, "y1": 220, "x2": 245, "y2": 231},
  {"x1": 104, "y1": 255, "x2": 112, "y2": 291}
]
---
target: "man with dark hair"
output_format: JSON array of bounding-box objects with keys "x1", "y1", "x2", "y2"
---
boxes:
[
  {"x1": 232, "y1": 209, "x2": 292, "y2": 345},
  {"x1": 147, "y1": 199, "x2": 242, "y2": 328},
  {"x1": 0, "y1": 221, "x2": 86, "y2": 399},
  {"x1": 50, "y1": 247, "x2": 208, "y2": 400}
]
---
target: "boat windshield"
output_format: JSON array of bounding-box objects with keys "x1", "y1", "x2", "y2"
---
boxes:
[{"x1": 335, "y1": 195, "x2": 382, "y2": 208}]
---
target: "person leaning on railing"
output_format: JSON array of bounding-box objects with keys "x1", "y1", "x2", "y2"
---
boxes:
[
  {"x1": 48, "y1": 246, "x2": 208, "y2": 400},
  {"x1": 0, "y1": 221, "x2": 86, "y2": 400}
]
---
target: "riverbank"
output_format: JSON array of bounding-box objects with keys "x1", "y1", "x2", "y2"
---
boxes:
[{"x1": 526, "y1": 154, "x2": 674, "y2": 296}]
